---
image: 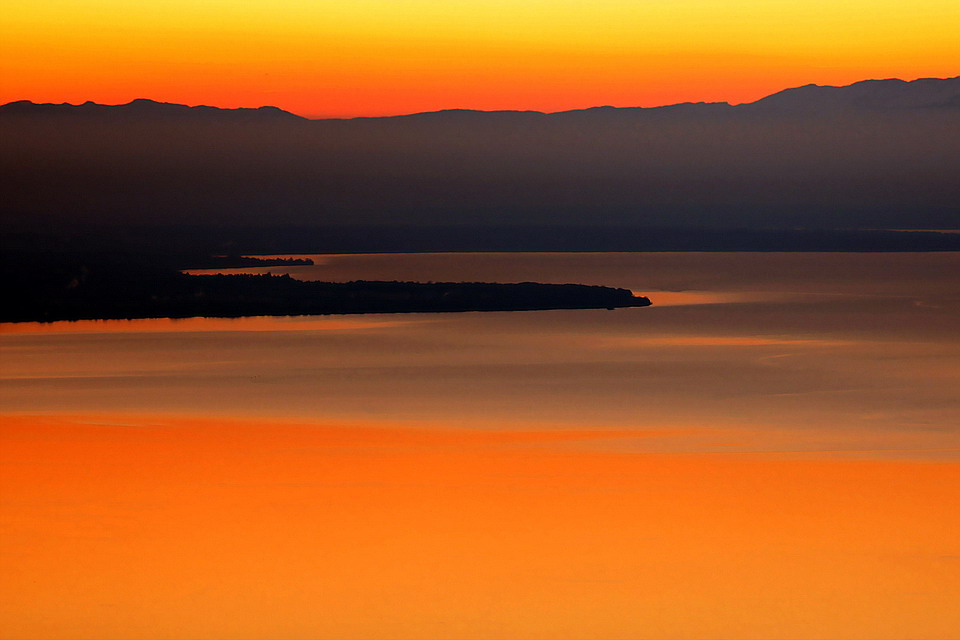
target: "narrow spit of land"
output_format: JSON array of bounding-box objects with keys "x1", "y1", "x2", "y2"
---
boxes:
[{"x1": 2, "y1": 254, "x2": 650, "y2": 323}]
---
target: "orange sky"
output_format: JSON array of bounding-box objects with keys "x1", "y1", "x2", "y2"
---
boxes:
[{"x1": 1, "y1": 0, "x2": 958, "y2": 117}]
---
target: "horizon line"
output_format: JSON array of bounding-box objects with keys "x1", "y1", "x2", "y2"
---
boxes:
[{"x1": 4, "y1": 75, "x2": 958, "y2": 120}]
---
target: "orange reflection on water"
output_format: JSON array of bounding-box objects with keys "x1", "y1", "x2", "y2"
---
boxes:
[
  {"x1": 2, "y1": 414, "x2": 958, "y2": 640},
  {"x1": 632, "y1": 290, "x2": 756, "y2": 306},
  {"x1": 0, "y1": 316, "x2": 414, "y2": 335},
  {"x1": 605, "y1": 335, "x2": 854, "y2": 348}
]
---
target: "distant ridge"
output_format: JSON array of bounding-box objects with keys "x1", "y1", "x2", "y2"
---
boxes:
[
  {"x1": 0, "y1": 97, "x2": 305, "y2": 121},
  {"x1": 2, "y1": 76, "x2": 958, "y2": 237},
  {"x1": 745, "y1": 77, "x2": 960, "y2": 112},
  {"x1": 4, "y1": 76, "x2": 958, "y2": 120}
]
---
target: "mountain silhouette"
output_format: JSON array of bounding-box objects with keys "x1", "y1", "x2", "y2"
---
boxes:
[
  {"x1": 744, "y1": 77, "x2": 960, "y2": 113},
  {"x1": 1, "y1": 98, "x2": 305, "y2": 122},
  {"x1": 2, "y1": 76, "x2": 958, "y2": 245}
]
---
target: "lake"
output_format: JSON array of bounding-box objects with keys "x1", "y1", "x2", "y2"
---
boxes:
[{"x1": 2, "y1": 252, "x2": 959, "y2": 639}]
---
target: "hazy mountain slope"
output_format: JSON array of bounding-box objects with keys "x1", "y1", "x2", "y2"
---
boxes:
[{"x1": 2, "y1": 77, "x2": 958, "y2": 233}]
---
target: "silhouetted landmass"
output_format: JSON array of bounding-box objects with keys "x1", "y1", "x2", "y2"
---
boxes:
[
  {"x1": 3, "y1": 224, "x2": 960, "y2": 260},
  {"x1": 2, "y1": 77, "x2": 957, "y2": 246},
  {"x1": 183, "y1": 255, "x2": 314, "y2": 269},
  {"x1": 0, "y1": 247, "x2": 649, "y2": 322},
  {"x1": 2, "y1": 273, "x2": 650, "y2": 323}
]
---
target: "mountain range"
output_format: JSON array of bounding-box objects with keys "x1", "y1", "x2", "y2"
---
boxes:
[
  {"x1": 2, "y1": 76, "x2": 958, "y2": 247},
  {"x1": 6, "y1": 77, "x2": 959, "y2": 120}
]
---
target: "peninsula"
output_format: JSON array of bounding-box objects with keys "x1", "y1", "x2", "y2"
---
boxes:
[{"x1": 1, "y1": 253, "x2": 651, "y2": 322}]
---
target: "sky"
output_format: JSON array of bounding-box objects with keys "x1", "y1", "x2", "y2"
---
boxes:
[{"x1": 2, "y1": 0, "x2": 958, "y2": 117}]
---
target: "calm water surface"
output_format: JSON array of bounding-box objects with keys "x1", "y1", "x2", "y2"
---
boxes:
[
  {"x1": 2, "y1": 252, "x2": 959, "y2": 639},
  {"x1": 10, "y1": 252, "x2": 960, "y2": 454}
]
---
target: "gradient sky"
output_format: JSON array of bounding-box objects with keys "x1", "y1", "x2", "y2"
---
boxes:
[{"x1": 2, "y1": 0, "x2": 958, "y2": 116}]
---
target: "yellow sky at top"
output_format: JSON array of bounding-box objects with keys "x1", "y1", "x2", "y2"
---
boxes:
[{"x1": 2, "y1": 0, "x2": 958, "y2": 116}]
